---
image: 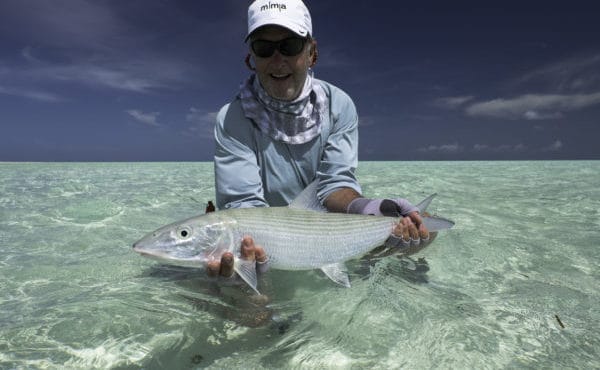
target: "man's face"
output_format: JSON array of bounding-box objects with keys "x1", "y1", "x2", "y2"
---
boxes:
[{"x1": 249, "y1": 26, "x2": 314, "y2": 101}]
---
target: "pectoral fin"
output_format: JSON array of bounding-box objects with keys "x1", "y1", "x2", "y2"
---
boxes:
[
  {"x1": 233, "y1": 257, "x2": 260, "y2": 294},
  {"x1": 320, "y1": 263, "x2": 351, "y2": 288}
]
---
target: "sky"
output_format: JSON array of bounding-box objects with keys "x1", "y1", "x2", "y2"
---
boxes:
[{"x1": 1, "y1": 0, "x2": 599, "y2": 161}]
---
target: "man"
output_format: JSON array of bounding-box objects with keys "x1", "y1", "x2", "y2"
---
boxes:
[{"x1": 209, "y1": 0, "x2": 431, "y2": 279}]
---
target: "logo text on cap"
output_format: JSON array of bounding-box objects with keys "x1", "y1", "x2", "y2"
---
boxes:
[{"x1": 260, "y1": 2, "x2": 287, "y2": 11}]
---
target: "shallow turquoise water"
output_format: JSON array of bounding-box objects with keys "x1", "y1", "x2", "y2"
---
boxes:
[{"x1": 1, "y1": 161, "x2": 598, "y2": 369}]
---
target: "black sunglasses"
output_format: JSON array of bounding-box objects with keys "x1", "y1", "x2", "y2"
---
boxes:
[{"x1": 251, "y1": 37, "x2": 307, "y2": 58}]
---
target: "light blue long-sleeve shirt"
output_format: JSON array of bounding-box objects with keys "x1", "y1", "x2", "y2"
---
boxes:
[{"x1": 214, "y1": 79, "x2": 361, "y2": 209}]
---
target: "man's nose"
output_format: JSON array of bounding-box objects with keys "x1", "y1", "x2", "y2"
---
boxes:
[{"x1": 270, "y1": 49, "x2": 285, "y2": 61}]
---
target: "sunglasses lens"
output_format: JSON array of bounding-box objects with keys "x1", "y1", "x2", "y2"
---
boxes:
[
  {"x1": 251, "y1": 40, "x2": 276, "y2": 58},
  {"x1": 251, "y1": 38, "x2": 306, "y2": 58},
  {"x1": 279, "y1": 38, "x2": 305, "y2": 56}
]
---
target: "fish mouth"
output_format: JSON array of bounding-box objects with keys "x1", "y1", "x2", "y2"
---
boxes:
[
  {"x1": 134, "y1": 249, "x2": 152, "y2": 258},
  {"x1": 132, "y1": 246, "x2": 172, "y2": 262},
  {"x1": 132, "y1": 243, "x2": 159, "y2": 258},
  {"x1": 132, "y1": 243, "x2": 206, "y2": 268}
]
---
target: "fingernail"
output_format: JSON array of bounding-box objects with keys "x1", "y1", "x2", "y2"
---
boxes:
[
  {"x1": 256, "y1": 254, "x2": 267, "y2": 263},
  {"x1": 222, "y1": 254, "x2": 233, "y2": 264}
]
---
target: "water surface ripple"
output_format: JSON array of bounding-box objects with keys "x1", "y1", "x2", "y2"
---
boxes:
[{"x1": 0, "y1": 161, "x2": 598, "y2": 368}]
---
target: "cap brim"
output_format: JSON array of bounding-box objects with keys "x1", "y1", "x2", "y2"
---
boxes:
[{"x1": 245, "y1": 20, "x2": 309, "y2": 41}]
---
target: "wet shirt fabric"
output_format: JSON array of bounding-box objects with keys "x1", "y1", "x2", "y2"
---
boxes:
[{"x1": 214, "y1": 78, "x2": 361, "y2": 209}]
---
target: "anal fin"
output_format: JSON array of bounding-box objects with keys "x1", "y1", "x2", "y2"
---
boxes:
[{"x1": 320, "y1": 263, "x2": 351, "y2": 288}]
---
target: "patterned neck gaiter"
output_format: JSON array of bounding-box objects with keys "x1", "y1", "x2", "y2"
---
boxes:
[{"x1": 239, "y1": 72, "x2": 328, "y2": 144}]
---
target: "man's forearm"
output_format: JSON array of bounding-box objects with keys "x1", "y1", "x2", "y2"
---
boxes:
[{"x1": 324, "y1": 187, "x2": 362, "y2": 213}]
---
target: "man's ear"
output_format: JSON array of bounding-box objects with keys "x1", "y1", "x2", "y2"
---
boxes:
[
  {"x1": 245, "y1": 53, "x2": 256, "y2": 71},
  {"x1": 310, "y1": 40, "x2": 318, "y2": 67}
]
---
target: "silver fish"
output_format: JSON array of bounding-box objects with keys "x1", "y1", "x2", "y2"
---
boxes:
[{"x1": 132, "y1": 181, "x2": 454, "y2": 293}]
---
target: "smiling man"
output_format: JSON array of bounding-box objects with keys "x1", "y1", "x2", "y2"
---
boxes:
[{"x1": 211, "y1": 0, "x2": 430, "y2": 279}]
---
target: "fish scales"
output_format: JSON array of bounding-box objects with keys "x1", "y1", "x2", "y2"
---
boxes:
[{"x1": 223, "y1": 207, "x2": 395, "y2": 269}]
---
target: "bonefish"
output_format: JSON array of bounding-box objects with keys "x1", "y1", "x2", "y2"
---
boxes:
[{"x1": 133, "y1": 181, "x2": 454, "y2": 293}]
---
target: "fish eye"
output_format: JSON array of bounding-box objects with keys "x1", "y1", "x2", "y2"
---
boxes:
[{"x1": 177, "y1": 227, "x2": 192, "y2": 239}]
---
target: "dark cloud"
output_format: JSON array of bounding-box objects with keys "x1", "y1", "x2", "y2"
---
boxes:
[{"x1": 0, "y1": 1, "x2": 599, "y2": 161}]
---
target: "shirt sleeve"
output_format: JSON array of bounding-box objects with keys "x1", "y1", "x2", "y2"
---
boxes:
[
  {"x1": 214, "y1": 102, "x2": 268, "y2": 209},
  {"x1": 316, "y1": 86, "x2": 362, "y2": 203}
]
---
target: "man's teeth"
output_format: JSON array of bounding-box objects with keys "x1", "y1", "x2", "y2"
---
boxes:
[{"x1": 272, "y1": 74, "x2": 289, "y2": 78}]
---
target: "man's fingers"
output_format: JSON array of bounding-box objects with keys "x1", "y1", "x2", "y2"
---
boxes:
[
  {"x1": 241, "y1": 236, "x2": 270, "y2": 273},
  {"x1": 407, "y1": 222, "x2": 419, "y2": 240},
  {"x1": 408, "y1": 211, "x2": 431, "y2": 243},
  {"x1": 241, "y1": 236, "x2": 256, "y2": 260},
  {"x1": 207, "y1": 260, "x2": 220, "y2": 277},
  {"x1": 393, "y1": 222, "x2": 410, "y2": 241},
  {"x1": 209, "y1": 236, "x2": 269, "y2": 279},
  {"x1": 408, "y1": 211, "x2": 423, "y2": 224},
  {"x1": 255, "y1": 246, "x2": 270, "y2": 274},
  {"x1": 418, "y1": 223, "x2": 430, "y2": 240},
  {"x1": 219, "y1": 252, "x2": 234, "y2": 277},
  {"x1": 255, "y1": 246, "x2": 267, "y2": 263},
  {"x1": 392, "y1": 222, "x2": 413, "y2": 250},
  {"x1": 401, "y1": 223, "x2": 411, "y2": 241},
  {"x1": 242, "y1": 236, "x2": 267, "y2": 261},
  {"x1": 390, "y1": 214, "x2": 437, "y2": 252}
]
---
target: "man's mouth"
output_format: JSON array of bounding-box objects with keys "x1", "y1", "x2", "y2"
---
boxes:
[{"x1": 270, "y1": 73, "x2": 291, "y2": 80}]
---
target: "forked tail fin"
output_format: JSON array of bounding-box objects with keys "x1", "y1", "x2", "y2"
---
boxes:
[
  {"x1": 416, "y1": 193, "x2": 454, "y2": 231},
  {"x1": 416, "y1": 193, "x2": 437, "y2": 213},
  {"x1": 422, "y1": 215, "x2": 455, "y2": 232}
]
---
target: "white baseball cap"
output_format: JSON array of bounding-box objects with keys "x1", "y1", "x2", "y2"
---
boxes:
[{"x1": 246, "y1": 0, "x2": 312, "y2": 40}]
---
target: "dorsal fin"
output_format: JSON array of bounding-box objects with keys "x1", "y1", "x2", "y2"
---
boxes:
[{"x1": 289, "y1": 180, "x2": 327, "y2": 212}]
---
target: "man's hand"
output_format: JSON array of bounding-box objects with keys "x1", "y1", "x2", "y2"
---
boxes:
[
  {"x1": 206, "y1": 236, "x2": 268, "y2": 278},
  {"x1": 386, "y1": 211, "x2": 437, "y2": 253},
  {"x1": 347, "y1": 197, "x2": 433, "y2": 252}
]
